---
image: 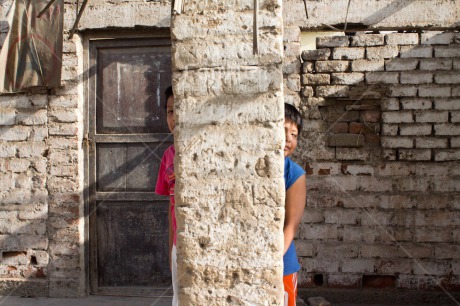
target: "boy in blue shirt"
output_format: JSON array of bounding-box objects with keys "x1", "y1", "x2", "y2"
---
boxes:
[{"x1": 283, "y1": 103, "x2": 307, "y2": 306}]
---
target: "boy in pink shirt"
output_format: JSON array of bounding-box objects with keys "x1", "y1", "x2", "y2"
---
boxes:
[{"x1": 155, "y1": 86, "x2": 178, "y2": 305}]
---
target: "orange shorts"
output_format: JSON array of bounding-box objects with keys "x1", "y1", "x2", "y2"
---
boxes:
[{"x1": 283, "y1": 272, "x2": 298, "y2": 306}]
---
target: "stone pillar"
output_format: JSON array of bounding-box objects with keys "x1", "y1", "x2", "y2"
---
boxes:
[{"x1": 171, "y1": 1, "x2": 285, "y2": 304}]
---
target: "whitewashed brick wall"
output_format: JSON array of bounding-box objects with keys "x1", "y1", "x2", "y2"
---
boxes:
[{"x1": 294, "y1": 32, "x2": 460, "y2": 290}]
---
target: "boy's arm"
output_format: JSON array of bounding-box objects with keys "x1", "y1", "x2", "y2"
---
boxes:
[{"x1": 284, "y1": 174, "x2": 306, "y2": 254}]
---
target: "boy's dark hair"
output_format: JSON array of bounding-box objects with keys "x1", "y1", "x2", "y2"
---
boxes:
[
  {"x1": 164, "y1": 86, "x2": 173, "y2": 110},
  {"x1": 285, "y1": 103, "x2": 303, "y2": 133}
]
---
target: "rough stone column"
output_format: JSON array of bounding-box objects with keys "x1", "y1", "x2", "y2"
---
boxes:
[{"x1": 171, "y1": 1, "x2": 285, "y2": 304}]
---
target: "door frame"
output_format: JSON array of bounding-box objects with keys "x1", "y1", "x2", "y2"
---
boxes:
[{"x1": 83, "y1": 32, "x2": 173, "y2": 296}]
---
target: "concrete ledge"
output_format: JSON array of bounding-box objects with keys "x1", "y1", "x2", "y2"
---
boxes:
[{"x1": 299, "y1": 288, "x2": 460, "y2": 305}]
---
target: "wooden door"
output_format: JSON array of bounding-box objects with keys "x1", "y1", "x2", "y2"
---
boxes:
[{"x1": 87, "y1": 38, "x2": 173, "y2": 296}]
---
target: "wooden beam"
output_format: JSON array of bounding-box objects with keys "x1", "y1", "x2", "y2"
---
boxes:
[
  {"x1": 173, "y1": 0, "x2": 184, "y2": 14},
  {"x1": 68, "y1": 0, "x2": 88, "y2": 39},
  {"x1": 303, "y1": 0, "x2": 309, "y2": 19},
  {"x1": 344, "y1": 0, "x2": 352, "y2": 31},
  {"x1": 253, "y1": 0, "x2": 259, "y2": 55}
]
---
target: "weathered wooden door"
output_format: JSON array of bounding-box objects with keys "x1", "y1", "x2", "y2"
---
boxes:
[{"x1": 88, "y1": 38, "x2": 173, "y2": 296}]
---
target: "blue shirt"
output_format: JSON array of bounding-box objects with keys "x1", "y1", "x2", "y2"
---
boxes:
[{"x1": 283, "y1": 157, "x2": 305, "y2": 276}]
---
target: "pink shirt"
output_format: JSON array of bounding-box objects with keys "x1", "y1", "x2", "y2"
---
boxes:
[{"x1": 155, "y1": 145, "x2": 176, "y2": 246}]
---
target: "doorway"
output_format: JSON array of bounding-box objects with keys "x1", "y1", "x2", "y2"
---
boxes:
[{"x1": 87, "y1": 37, "x2": 173, "y2": 296}]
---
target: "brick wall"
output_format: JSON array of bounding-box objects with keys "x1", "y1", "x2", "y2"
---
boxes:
[
  {"x1": 0, "y1": 0, "x2": 83, "y2": 296},
  {"x1": 291, "y1": 32, "x2": 460, "y2": 291}
]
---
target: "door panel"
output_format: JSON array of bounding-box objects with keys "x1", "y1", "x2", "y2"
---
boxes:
[
  {"x1": 96, "y1": 201, "x2": 170, "y2": 287},
  {"x1": 88, "y1": 37, "x2": 172, "y2": 295},
  {"x1": 96, "y1": 46, "x2": 171, "y2": 134},
  {"x1": 96, "y1": 142, "x2": 170, "y2": 192}
]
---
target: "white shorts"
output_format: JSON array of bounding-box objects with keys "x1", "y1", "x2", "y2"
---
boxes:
[{"x1": 172, "y1": 245, "x2": 178, "y2": 306}]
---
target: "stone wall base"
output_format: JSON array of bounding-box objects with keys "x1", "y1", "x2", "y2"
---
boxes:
[{"x1": 0, "y1": 279, "x2": 48, "y2": 297}]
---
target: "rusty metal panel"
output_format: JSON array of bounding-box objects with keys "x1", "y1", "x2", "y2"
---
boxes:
[
  {"x1": 96, "y1": 201, "x2": 171, "y2": 287},
  {"x1": 96, "y1": 44, "x2": 172, "y2": 134}
]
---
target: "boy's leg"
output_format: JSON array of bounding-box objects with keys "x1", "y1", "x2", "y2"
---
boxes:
[
  {"x1": 172, "y1": 245, "x2": 178, "y2": 306},
  {"x1": 283, "y1": 272, "x2": 298, "y2": 306}
]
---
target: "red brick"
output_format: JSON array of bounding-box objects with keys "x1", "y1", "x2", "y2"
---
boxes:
[
  {"x1": 331, "y1": 122, "x2": 349, "y2": 133},
  {"x1": 328, "y1": 134, "x2": 364, "y2": 147},
  {"x1": 321, "y1": 107, "x2": 359, "y2": 122},
  {"x1": 365, "y1": 134, "x2": 381, "y2": 147},
  {"x1": 360, "y1": 110, "x2": 381, "y2": 123},
  {"x1": 362, "y1": 275, "x2": 396, "y2": 289},
  {"x1": 349, "y1": 122, "x2": 369, "y2": 134}
]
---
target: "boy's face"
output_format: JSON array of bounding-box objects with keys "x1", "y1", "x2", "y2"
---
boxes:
[
  {"x1": 284, "y1": 119, "x2": 298, "y2": 157},
  {"x1": 166, "y1": 95, "x2": 175, "y2": 133}
]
